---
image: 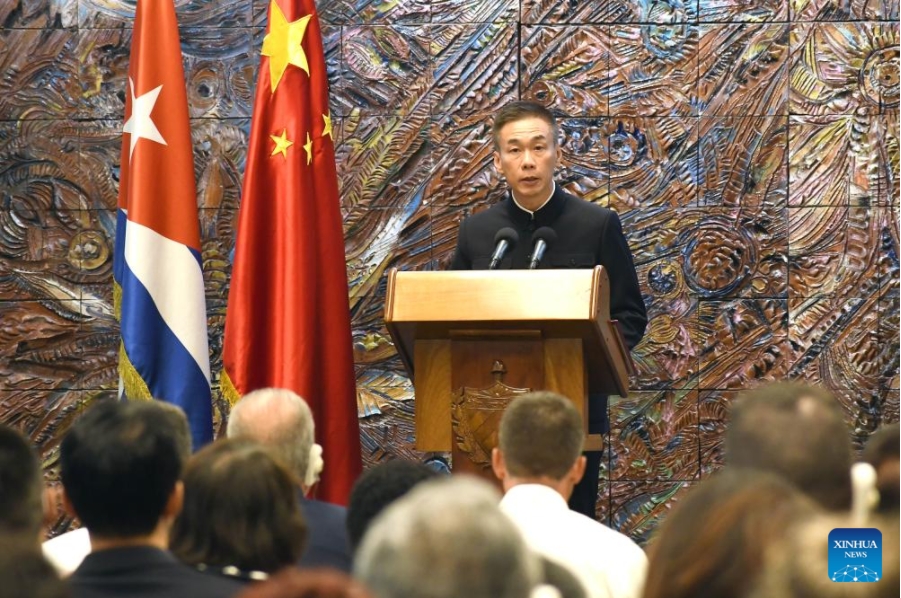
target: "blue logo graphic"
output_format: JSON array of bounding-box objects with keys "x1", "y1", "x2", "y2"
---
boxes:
[{"x1": 828, "y1": 528, "x2": 882, "y2": 582}]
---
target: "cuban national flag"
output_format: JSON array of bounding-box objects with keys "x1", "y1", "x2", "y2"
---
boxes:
[{"x1": 112, "y1": 0, "x2": 213, "y2": 447}]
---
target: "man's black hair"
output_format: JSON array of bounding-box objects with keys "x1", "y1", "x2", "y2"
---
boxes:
[{"x1": 60, "y1": 399, "x2": 185, "y2": 538}]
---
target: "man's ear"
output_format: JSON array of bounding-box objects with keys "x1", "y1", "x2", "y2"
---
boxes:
[
  {"x1": 493, "y1": 150, "x2": 502, "y2": 173},
  {"x1": 491, "y1": 447, "x2": 507, "y2": 482},
  {"x1": 569, "y1": 455, "x2": 587, "y2": 485},
  {"x1": 61, "y1": 489, "x2": 79, "y2": 519},
  {"x1": 163, "y1": 481, "x2": 184, "y2": 519}
]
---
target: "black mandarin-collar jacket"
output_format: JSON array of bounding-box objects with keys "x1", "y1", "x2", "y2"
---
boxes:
[{"x1": 450, "y1": 184, "x2": 647, "y2": 349}]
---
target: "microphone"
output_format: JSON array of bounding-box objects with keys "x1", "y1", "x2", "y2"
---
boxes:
[
  {"x1": 489, "y1": 227, "x2": 519, "y2": 270},
  {"x1": 528, "y1": 227, "x2": 557, "y2": 270}
]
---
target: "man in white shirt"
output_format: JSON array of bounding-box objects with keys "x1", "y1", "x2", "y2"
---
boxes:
[{"x1": 492, "y1": 391, "x2": 647, "y2": 598}]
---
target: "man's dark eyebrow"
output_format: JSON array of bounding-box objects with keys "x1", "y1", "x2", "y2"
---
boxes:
[{"x1": 505, "y1": 133, "x2": 549, "y2": 144}]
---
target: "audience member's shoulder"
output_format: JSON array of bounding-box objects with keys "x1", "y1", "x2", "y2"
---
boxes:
[
  {"x1": 574, "y1": 511, "x2": 646, "y2": 561},
  {"x1": 302, "y1": 497, "x2": 347, "y2": 519}
]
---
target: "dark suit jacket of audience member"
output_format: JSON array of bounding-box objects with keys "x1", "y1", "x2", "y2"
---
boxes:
[
  {"x1": 298, "y1": 496, "x2": 352, "y2": 572},
  {"x1": 69, "y1": 546, "x2": 244, "y2": 598}
]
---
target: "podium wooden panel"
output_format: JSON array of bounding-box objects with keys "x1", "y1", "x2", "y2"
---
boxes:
[{"x1": 384, "y1": 267, "x2": 633, "y2": 471}]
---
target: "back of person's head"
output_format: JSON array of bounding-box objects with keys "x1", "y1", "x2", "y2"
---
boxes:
[
  {"x1": 0, "y1": 542, "x2": 70, "y2": 598},
  {"x1": 170, "y1": 438, "x2": 307, "y2": 574},
  {"x1": 725, "y1": 382, "x2": 853, "y2": 511},
  {"x1": 59, "y1": 399, "x2": 186, "y2": 538},
  {"x1": 0, "y1": 424, "x2": 43, "y2": 542},
  {"x1": 751, "y1": 513, "x2": 899, "y2": 598},
  {"x1": 492, "y1": 101, "x2": 559, "y2": 149},
  {"x1": 862, "y1": 423, "x2": 900, "y2": 515},
  {"x1": 354, "y1": 476, "x2": 541, "y2": 598},
  {"x1": 643, "y1": 469, "x2": 820, "y2": 598},
  {"x1": 497, "y1": 391, "x2": 584, "y2": 480},
  {"x1": 346, "y1": 459, "x2": 438, "y2": 551},
  {"x1": 235, "y1": 568, "x2": 374, "y2": 598},
  {"x1": 227, "y1": 388, "x2": 315, "y2": 483}
]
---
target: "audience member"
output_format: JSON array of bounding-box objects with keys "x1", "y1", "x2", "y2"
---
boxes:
[
  {"x1": 228, "y1": 388, "x2": 352, "y2": 572},
  {"x1": 60, "y1": 399, "x2": 242, "y2": 598},
  {"x1": 861, "y1": 423, "x2": 899, "y2": 515},
  {"x1": 751, "y1": 512, "x2": 899, "y2": 598},
  {"x1": 0, "y1": 541, "x2": 70, "y2": 598},
  {"x1": 170, "y1": 438, "x2": 307, "y2": 580},
  {"x1": 725, "y1": 382, "x2": 854, "y2": 511},
  {"x1": 354, "y1": 476, "x2": 542, "y2": 598},
  {"x1": 345, "y1": 459, "x2": 437, "y2": 551},
  {"x1": 643, "y1": 469, "x2": 819, "y2": 598},
  {"x1": 492, "y1": 391, "x2": 646, "y2": 598},
  {"x1": 44, "y1": 400, "x2": 194, "y2": 576},
  {"x1": 235, "y1": 568, "x2": 374, "y2": 598},
  {"x1": 0, "y1": 423, "x2": 43, "y2": 545}
]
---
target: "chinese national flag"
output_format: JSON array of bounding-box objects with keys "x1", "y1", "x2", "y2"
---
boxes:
[{"x1": 222, "y1": 0, "x2": 361, "y2": 502}]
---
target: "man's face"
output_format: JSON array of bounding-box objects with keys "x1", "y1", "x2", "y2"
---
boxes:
[{"x1": 493, "y1": 116, "x2": 561, "y2": 208}]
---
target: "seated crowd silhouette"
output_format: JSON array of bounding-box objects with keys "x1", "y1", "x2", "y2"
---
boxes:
[{"x1": 1, "y1": 382, "x2": 898, "y2": 598}]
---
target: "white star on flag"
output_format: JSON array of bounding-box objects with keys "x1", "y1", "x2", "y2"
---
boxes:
[{"x1": 123, "y1": 77, "x2": 167, "y2": 161}]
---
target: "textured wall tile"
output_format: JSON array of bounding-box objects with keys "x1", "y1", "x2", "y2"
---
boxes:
[
  {"x1": 182, "y1": 28, "x2": 255, "y2": 119},
  {"x1": 0, "y1": 0, "x2": 77, "y2": 28},
  {"x1": 0, "y1": 301, "x2": 116, "y2": 393},
  {"x1": 521, "y1": 26, "x2": 611, "y2": 118},
  {"x1": 789, "y1": 22, "x2": 899, "y2": 116},
  {"x1": 698, "y1": 389, "x2": 735, "y2": 476},
  {"x1": 74, "y1": 28, "x2": 130, "y2": 120},
  {"x1": 881, "y1": 388, "x2": 899, "y2": 425},
  {"x1": 78, "y1": 0, "x2": 251, "y2": 28},
  {"x1": 697, "y1": 24, "x2": 788, "y2": 117},
  {"x1": 699, "y1": 298, "x2": 790, "y2": 389},
  {"x1": 876, "y1": 115, "x2": 899, "y2": 206},
  {"x1": 337, "y1": 112, "x2": 431, "y2": 217},
  {"x1": 788, "y1": 115, "x2": 879, "y2": 207},
  {"x1": 427, "y1": 116, "x2": 506, "y2": 212},
  {"x1": 0, "y1": 28, "x2": 81, "y2": 119},
  {"x1": 432, "y1": 0, "x2": 517, "y2": 23},
  {"x1": 609, "y1": 24, "x2": 699, "y2": 118},
  {"x1": 318, "y1": 0, "x2": 429, "y2": 24},
  {"x1": 699, "y1": 116, "x2": 787, "y2": 209},
  {"x1": 790, "y1": 0, "x2": 898, "y2": 21},
  {"x1": 334, "y1": 25, "x2": 430, "y2": 116},
  {"x1": 557, "y1": 117, "x2": 611, "y2": 206},
  {"x1": 830, "y1": 387, "x2": 891, "y2": 449},
  {"x1": 357, "y1": 392, "x2": 421, "y2": 468},
  {"x1": 523, "y1": 0, "x2": 698, "y2": 24},
  {"x1": 788, "y1": 206, "x2": 882, "y2": 298},
  {"x1": 605, "y1": 117, "x2": 698, "y2": 210},
  {"x1": 788, "y1": 296, "x2": 883, "y2": 392},
  {"x1": 605, "y1": 389, "x2": 700, "y2": 481},
  {"x1": 603, "y1": 480, "x2": 694, "y2": 546},
  {"x1": 630, "y1": 297, "x2": 699, "y2": 390},
  {"x1": 698, "y1": 0, "x2": 787, "y2": 21},
  {"x1": 431, "y1": 23, "x2": 518, "y2": 123}
]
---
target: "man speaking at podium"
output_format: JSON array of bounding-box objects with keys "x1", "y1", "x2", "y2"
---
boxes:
[{"x1": 450, "y1": 101, "x2": 647, "y2": 519}]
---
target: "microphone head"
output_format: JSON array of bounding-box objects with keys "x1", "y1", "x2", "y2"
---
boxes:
[
  {"x1": 532, "y1": 226, "x2": 557, "y2": 243},
  {"x1": 494, "y1": 227, "x2": 519, "y2": 246}
]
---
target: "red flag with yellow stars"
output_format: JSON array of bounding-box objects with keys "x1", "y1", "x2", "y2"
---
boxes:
[{"x1": 222, "y1": 0, "x2": 361, "y2": 503}]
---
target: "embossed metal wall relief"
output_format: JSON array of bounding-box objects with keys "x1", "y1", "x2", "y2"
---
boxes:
[{"x1": 0, "y1": 0, "x2": 897, "y2": 543}]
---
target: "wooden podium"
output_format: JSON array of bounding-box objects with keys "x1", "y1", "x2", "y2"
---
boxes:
[{"x1": 384, "y1": 266, "x2": 634, "y2": 475}]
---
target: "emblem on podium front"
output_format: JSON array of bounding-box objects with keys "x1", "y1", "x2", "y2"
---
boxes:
[{"x1": 451, "y1": 361, "x2": 531, "y2": 470}]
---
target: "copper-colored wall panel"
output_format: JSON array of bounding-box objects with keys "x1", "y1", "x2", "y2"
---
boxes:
[{"x1": 1, "y1": 0, "x2": 897, "y2": 547}]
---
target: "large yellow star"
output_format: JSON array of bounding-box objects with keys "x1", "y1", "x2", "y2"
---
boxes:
[
  {"x1": 322, "y1": 112, "x2": 333, "y2": 139},
  {"x1": 270, "y1": 129, "x2": 293, "y2": 159},
  {"x1": 261, "y1": 0, "x2": 312, "y2": 93},
  {"x1": 303, "y1": 132, "x2": 313, "y2": 165}
]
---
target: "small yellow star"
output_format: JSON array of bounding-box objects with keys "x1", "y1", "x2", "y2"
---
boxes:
[
  {"x1": 270, "y1": 129, "x2": 293, "y2": 159},
  {"x1": 322, "y1": 112, "x2": 333, "y2": 139},
  {"x1": 261, "y1": 0, "x2": 312, "y2": 93},
  {"x1": 303, "y1": 132, "x2": 313, "y2": 165}
]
